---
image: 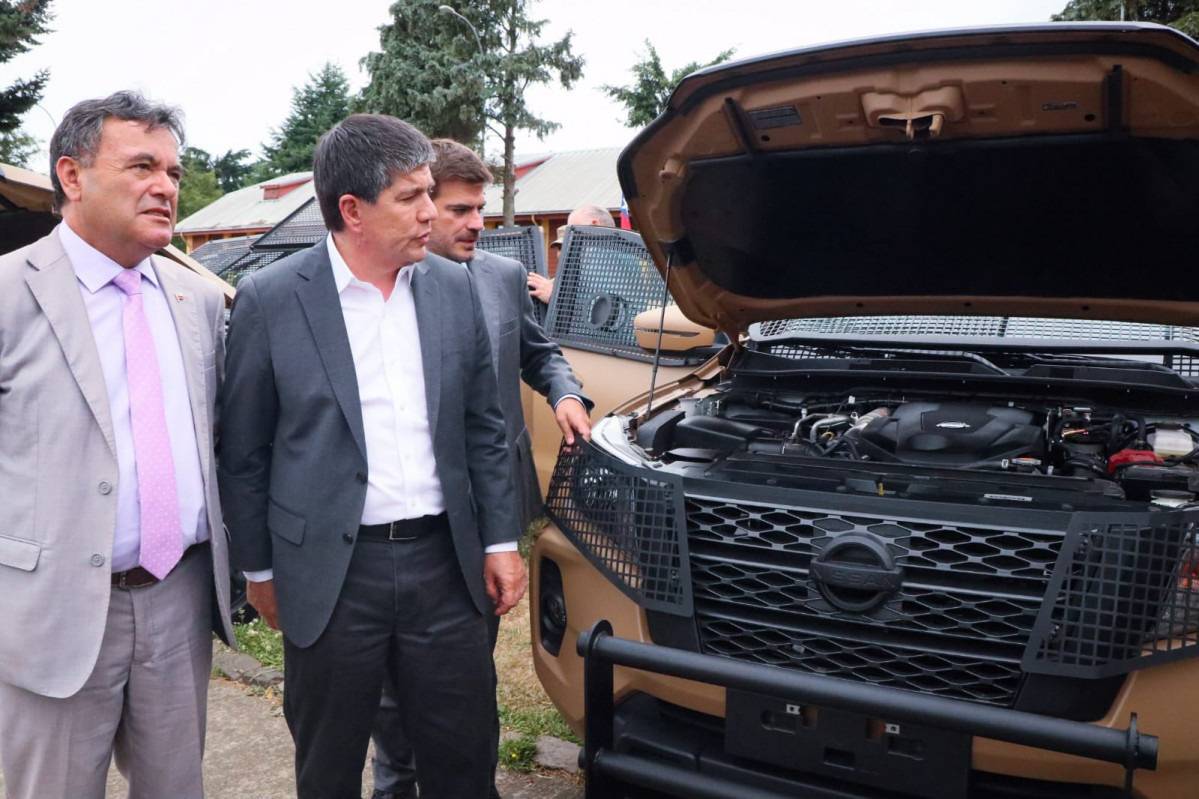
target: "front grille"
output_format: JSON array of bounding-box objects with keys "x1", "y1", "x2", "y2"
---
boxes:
[{"x1": 687, "y1": 496, "x2": 1064, "y2": 706}]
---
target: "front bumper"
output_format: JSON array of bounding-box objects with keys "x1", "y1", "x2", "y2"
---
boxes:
[{"x1": 578, "y1": 622, "x2": 1156, "y2": 799}]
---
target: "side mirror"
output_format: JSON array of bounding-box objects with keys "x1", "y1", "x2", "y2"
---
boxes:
[{"x1": 633, "y1": 305, "x2": 716, "y2": 354}]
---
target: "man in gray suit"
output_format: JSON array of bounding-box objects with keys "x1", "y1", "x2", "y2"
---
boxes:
[
  {"x1": 368, "y1": 139, "x2": 591, "y2": 799},
  {"x1": 217, "y1": 115, "x2": 526, "y2": 799},
  {"x1": 0, "y1": 91, "x2": 233, "y2": 799}
]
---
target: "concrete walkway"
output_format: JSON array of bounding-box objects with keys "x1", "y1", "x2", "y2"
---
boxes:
[{"x1": 0, "y1": 677, "x2": 583, "y2": 799}]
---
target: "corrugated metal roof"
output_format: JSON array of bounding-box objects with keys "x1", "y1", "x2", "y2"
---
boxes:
[
  {"x1": 483, "y1": 148, "x2": 622, "y2": 218},
  {"x1": 177, "y1": 147, "x2": 625, "y2": 233},
  {"x1": 175, "y1": 173, "x2": 315, "y2": 234}
]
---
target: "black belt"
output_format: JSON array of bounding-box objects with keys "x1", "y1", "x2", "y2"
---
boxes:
[
  {"x1": 358, "y1": 513, "x2": 448, "y2": 541},
  {"x1": 112, "y1": 540, "x2": 208, "y2": 589}
]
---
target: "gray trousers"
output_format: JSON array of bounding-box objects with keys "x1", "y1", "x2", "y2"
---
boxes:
[{"x1": 0, "y1": 547, "x2": 213, "y2": 799}]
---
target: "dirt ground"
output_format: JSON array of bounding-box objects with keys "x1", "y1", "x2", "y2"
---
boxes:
[{"x1": 0, "y1": 677, "x2": 582, "y2": 798}]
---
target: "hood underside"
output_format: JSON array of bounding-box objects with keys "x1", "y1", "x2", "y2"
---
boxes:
[{"x1": 619, "y1": 24, "x2": 1199, "y2": 335}]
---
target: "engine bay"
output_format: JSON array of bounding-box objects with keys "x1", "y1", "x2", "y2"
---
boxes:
[{"x1": 635, "y1": 390, "x2": 1199, "y2": 510}]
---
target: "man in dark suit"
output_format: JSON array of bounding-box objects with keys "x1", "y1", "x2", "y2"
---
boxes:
[
  {"x1": 217, "y1": 115, "x2": 526, "y2": 799},
  {"x1": 368, "y1": 139, "x2": 591, "y2": 799}
]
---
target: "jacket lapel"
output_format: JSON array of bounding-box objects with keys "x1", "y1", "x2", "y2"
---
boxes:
[
  {"x1": 295, "y1": 248, "x2": 368, "y2": 460},
  {"x1": 412, "y1": 261, "x2": 441, "y2": 438},
  {"x1": 23, "y1": 232, "x2": 117, "y2": 458},
  {"x1": 154, "y1": 259, "x2": 211, "y2": 477}
]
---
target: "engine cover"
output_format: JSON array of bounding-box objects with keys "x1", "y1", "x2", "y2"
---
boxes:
[{"x1": 856, "y1": 403, "x2": 1044, "y2": 468}]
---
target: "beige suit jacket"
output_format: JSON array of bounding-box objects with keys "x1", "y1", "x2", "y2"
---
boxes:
[{"x1": 0, "y1": 228, "x2": 233, "y2": 698}]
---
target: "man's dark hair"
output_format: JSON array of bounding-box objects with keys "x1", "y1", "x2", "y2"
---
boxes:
[
  {"x1": 429, "y1": 139, "x2": 492, "y2": 198},
  {"x1": 49, "y1": 90, "x2": 185, "y2": 212},
  {"x1": 313, "y1": 114, "x2": 435, "y2": 232}
]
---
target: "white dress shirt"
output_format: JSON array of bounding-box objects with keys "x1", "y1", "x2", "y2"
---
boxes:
[
  {"x1": 61, "y1": 222, "x2": 208, "y2": 573},
  {"x1": 243, "y1": 236, "x2": 513, "y2": 584}
]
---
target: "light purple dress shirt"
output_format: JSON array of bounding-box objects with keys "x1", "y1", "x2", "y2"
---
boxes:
[{"x1": 60, "y1": 223, "x2": 208, "y2": 573}]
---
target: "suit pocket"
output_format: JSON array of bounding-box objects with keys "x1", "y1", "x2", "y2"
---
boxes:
[
  {"x1": 498, "y1": 317, "x2": 519, "y2": 338},
  {"x1": 267, "y1": 499, "x2": 306, "y2": 546},
  {"x1": 0, "y1": 534, "x2": 41, "y2": 572}
]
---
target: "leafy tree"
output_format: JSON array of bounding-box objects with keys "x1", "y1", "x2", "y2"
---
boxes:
[
  {"x1": 1052, "y1": 1, "x2": 1199, "y2": 36},
  {"x1": 602, "y1": 41, "x2": 735, "y2": 129},
  {"x1": 359, "y1": 0, "x2": 584, "y2": 226},
  {"x1": 487, "y1": 0, "x2": 584, "y2": 225},
  {"x1": 358, "y1": 0, "x2": 491, "y2": 146},
  {"x1": 213, "y1": 148, "x2": 255, "y2": 192},
  {"x1": 174, "y1": 146, "x2": 224, "y2": 247},
  {"x1": 261, "y1": 62, "x2": 352, "y2": 177},
  {"x1": 0, "y1": 0, "x2": 52, "y2": 167}
]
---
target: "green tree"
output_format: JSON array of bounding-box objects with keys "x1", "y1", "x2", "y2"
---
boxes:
[
  {"x1": 0, "y1": 0, "x2": 52, "y2": 167},
  {"x1": 173, "y1": 146, "x2": 224, "y2": 248},
  {"x1": 1052, "y1": 1, "x2": 1199, "y2": 37},
  {"x1": 602, "y1": 41, "x2": 735, "y2": 129},
  {"x1": 358, "y1": 0, "x2": 584, "y2": 226},
  {"x1": 261, "y1": 62, "x2": 352, "y2": 177},
  {"x1": 358, "y1": 0, "x2": 491, "y2": 146},
  {"x1": 213, "y1": 148, "x2": 255, "y2": 192}
]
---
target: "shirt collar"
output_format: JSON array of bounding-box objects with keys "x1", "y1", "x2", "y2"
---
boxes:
[
  {"x1": 59, "y1": 221, "x2": 158, "y2": 294},
  {"x1": 326, "y1": 233, "x2": 413, "y2": 295}
]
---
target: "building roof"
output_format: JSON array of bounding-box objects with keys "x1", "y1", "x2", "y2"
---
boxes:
[
  {"x1": 175, "y1": 172, "x2": 315, "y2": 234},
  {"x1": 483, "y1": 147, "x2": 623, "y2": 218},
  {"x1": 177, "y1": 147, "x2": 625, "y2": 233}
]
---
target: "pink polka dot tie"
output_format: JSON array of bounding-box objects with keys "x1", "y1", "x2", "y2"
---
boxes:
[{"x1": 113, "y1": 269, "x2": 184, "y2": 580}]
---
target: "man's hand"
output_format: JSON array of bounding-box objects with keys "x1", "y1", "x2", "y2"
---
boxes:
[
  {"x1": 554, "y1": 397, "x2": 591, "y2": 445},
  {"x1": 527, "y1": 273, "x2": 554, "y2": 304},
  {"x1": 483, "y1": 551, "x2": 528, "y2": 616},
  {"x1": 246, "y1": 579, "x2": 280, "y2": 630}
]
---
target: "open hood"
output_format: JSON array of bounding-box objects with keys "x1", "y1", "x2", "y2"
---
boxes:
[{"x1": 619, "y1": 23, "x2": 1199, "y2": 336}]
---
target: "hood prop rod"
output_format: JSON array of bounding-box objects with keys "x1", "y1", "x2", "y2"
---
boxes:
[
  {"x1": 723, "y1": 97, "x2": 759, "y2": 156},
  {"x1": 644, "y1": 251, "x2": 675, "y2": 421}
]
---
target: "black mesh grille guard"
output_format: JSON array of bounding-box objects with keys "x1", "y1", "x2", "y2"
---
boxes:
[
  {"x1": 545, "y1": 441, "x2": 692, "y2": 615},
  {"x1": 478, "y1": 226, "x2": 549, "y2": 323},
  {"x1": 1025, "y1": 510, "x2": 1199, "y2": 679}
]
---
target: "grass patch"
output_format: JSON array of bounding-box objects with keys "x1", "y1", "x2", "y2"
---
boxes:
[
  {"x1": 497, "y1": 734, "x2": 539, "y2": 773},
  {"x1": 232, "y1": 617, "x2": 285, "y2": 670}
]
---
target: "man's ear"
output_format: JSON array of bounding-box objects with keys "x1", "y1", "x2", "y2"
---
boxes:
[
  {"x1": 56, "y1": 156, "x2": 84, "y2": 204},
  {"x1": 338, "y1": 194, "x2": 363, "y2": 234}
]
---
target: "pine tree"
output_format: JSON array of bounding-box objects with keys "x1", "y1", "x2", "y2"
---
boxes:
[
  {"x1": 0, "y1": 0, "x2": 52, "y2": 167},
  {"x1": 261, "y1": 63, "x2": 352, "y2": 177}
]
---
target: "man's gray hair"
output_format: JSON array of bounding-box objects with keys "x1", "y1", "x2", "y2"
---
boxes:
[
  {"x1": 313, "y1": 114, "x2": 435, "y2": 232},
  {"x1": 570, "y1": 204, "x2": 616, "y2": 227},
  {"x1": 49, "y1": 90, "x2": 185, "y2": 211}
]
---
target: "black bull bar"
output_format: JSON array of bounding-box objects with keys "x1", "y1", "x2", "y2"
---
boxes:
[{"x1": 578, "y1": 620, "x2": 1158, "y2": 799}]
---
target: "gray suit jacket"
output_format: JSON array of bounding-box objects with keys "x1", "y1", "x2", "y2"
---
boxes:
[
  {"x1": 217, "y1": 245, "x2": 520, "y2": 648},
  {"x1": 467, "y1": 250, "x2": 590, "y2": 529},
  {"x1": 0, "y1": 228, "x2": 233, "y2": 699}
]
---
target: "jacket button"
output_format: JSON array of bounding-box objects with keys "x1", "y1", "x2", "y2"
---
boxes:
[
  {"x1": 355, "y1": 472, "x2": 367, "y2": 484},
  {"x1": 98, "y1": 481, "x2": 112, "y2": 495},
  {"x1": 90, "y1": 554, "x2": 105, "y2": 567},
  {"x1": 343, "y1": 533, "x2": 354, "y2": 544}
]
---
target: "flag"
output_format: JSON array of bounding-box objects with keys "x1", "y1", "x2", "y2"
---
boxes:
[{"x1": 619, "y1": 194, "x2": 632, "y2": 230}]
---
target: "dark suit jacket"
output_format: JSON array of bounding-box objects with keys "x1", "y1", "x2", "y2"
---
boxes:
[
  {"x1": 217, "y1": 244, "x2": 519, "y2": 648},
  {"x1": 467, "y1": 250, "x2": 590, "y2": 529}
]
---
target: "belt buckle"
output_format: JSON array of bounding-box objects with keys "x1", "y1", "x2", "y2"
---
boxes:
[{"x1": 387, "y1": 521, "x2": 417, "y2": 542}]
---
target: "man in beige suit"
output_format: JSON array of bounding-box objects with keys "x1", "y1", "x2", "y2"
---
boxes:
[{"x1": 0, "y1": 91, "x2": 233, "y2": 799}]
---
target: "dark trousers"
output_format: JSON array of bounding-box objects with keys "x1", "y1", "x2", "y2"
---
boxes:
[
  {"x1": 283, "y1": 525, "x2": 493, "y2": 799},
  {"x1": 371, "y1": 611, "x2": 502, "y2": 798}
]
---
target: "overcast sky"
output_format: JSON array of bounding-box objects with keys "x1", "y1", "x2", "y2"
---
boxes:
[{"x1": 3, "y1": 0, "x2": 1069, "y2": 174}]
